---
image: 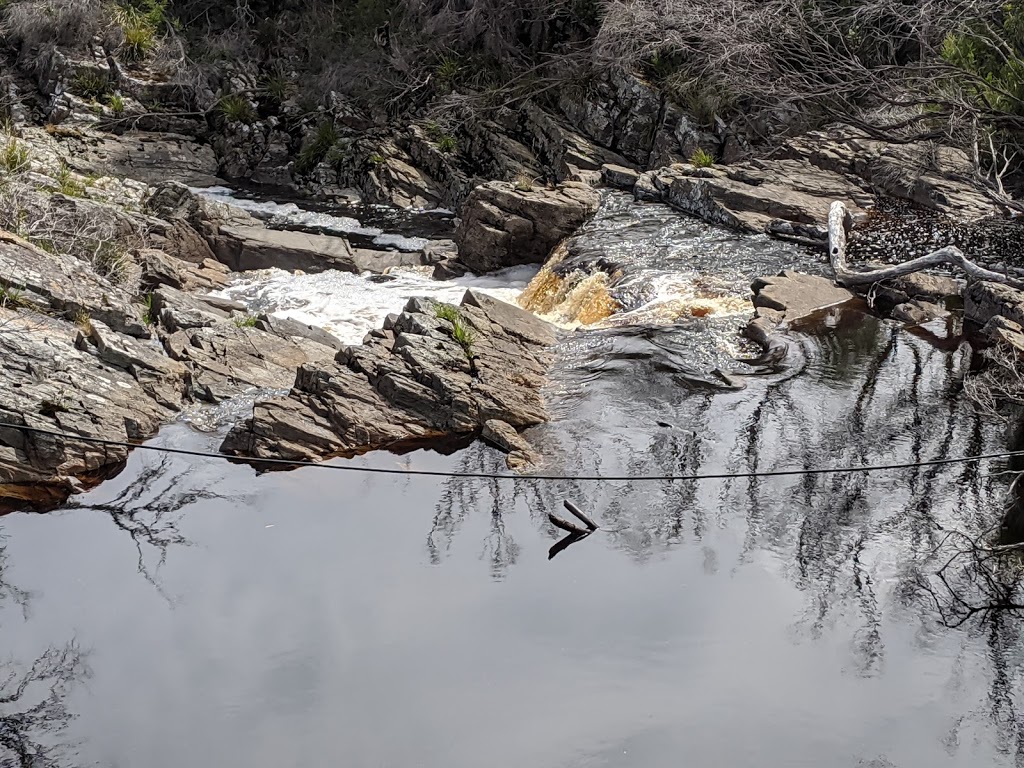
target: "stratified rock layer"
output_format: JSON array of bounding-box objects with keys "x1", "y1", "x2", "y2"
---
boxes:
[{"x1": 221, "y1": 291, "x2": 556, "y2": 462}]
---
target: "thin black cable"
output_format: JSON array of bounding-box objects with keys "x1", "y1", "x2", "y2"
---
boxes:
[{"x1": 4, "y1": 422, "x2": 1024, "y2": 482}]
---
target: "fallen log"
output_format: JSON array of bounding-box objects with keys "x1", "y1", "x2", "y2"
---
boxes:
[{"x1": 827, "y1": 201, "x2": 1024, "y2": 291}]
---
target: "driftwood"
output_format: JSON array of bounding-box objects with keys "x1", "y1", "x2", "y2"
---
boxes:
[
  {"x1": 827, "y1": 201, "x2": 1024, "y2": 291},
  {"x1": 547, "y1": 500, "x2": 600, "y2": 560}
]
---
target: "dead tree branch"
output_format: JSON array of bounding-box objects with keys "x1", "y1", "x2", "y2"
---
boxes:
[{"x1": 828, "y1": 200, "x2": 1024, "y2": 290}]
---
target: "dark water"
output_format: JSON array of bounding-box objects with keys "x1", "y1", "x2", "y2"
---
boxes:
[{"x1": 2, "y1": 305, "x2": 1022, "y2": 767}]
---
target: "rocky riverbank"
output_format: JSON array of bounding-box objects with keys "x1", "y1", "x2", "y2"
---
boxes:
[{"x1": 4, "y1": 20, "x2": 1024, "y2": 507}]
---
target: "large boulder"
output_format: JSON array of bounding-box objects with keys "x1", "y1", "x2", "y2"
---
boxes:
[
  {"x1": 221, "y1": 290, "x2": 556, "y2": 462},
  {"x1": 455, "y1": 181, "x2": 600, "y2": 273}
]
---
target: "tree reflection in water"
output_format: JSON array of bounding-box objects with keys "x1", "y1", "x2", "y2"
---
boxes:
[
  {"x1": 63, "y1": 454, "x2": 227, "y2": 592},
  {"x1": 0, "y1": 535, "x2": 88, "y2": 768},
  {"x1": 428, "y1": 308, "x2": 1024, "y2": 762}
]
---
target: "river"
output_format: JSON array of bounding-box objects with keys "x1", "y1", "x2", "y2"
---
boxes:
[{"x1": 0, "y1": 191, "x2": 1021, "y2": 767}]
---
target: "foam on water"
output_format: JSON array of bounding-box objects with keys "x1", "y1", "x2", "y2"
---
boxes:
[
  {"x1": 194, "y1": 186, "x2": 384, "y2": 236},
  {"x1": 214, "y1": 265, "x2": 538, "y2": 346}
]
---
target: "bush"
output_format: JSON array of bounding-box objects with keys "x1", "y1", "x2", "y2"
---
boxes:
[
  {"x1": 107, "y1": 93, "x2": 126, "y2": 116},
  {"x1": 1, "y1": 0, "x2": 108, "y2": 49},
  {"x1": 437, "y1": 134, "x2": 457, "y2": 154},
  {"x1": 294, "y1": 120, "x2": 338, "y2": 175},
  {"x1": 218, "y1": 93, "x2": 256, "y2": 124},
  {"x1": 1, "y1": 138, "x2": 30, "y2": 174},
  {"x1": 72, "y1": 70, "x2": 111, "y2": 101},
  {"x1": 53, "y1": 162, "x2": 86, "y2": 197},
  {"x1": 689, "y1": 148, "x2": 715, "y2": 168}
]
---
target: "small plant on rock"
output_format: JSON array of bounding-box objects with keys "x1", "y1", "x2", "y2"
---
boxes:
[
  {"x1": 434, "y1": 303, "x2": 478, "y2": 372},
  {"x1": 107, "y1": 93, "x2": 126, "y2": 116},
  {"x1": 0, "y1": 283, "x2": 28, "y2": 310},
  {"x1": 234, "y1": 314, "x2": 258, "y2": 328},
  {"x1": 1, "y1": 138, "x2": 30, "y2": 174},
  {"x1": 54, "y1": 162, "x2": 86, "y2": 197},
  {"x1": 437, "y1": 134, "x2": 457, "y2": 154},
  {"x1": 689, "y1": 148, "x2": 715, "y2": 168},
  {"x1": 72, "y1": 70, "x2": 111, "y2": 101},
  {"x1": 295, "y1": 120, "x2": 338, "y2": 175},
  {"x1": 142, "y1": 293, "x2": 157, "y2": 326},
  {"x1": 436, "y1": 55, "x2": 462, "y2": 88},
  {"x1": 513, "y1": 171, "x2": 534, "y2": 192},
  {"x1": 219, "y1": 93, "x2": 256, "y2": 124}
]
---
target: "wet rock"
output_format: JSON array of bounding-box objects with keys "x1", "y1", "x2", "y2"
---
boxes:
[
  {"x1": 455, "y1": 181, "x2": 600, "y2": 273},
  {"x1": 965, "y1": 281, "x2": 1024, "y2": 327},
  {"x1": 212, "y1": 225, "x2": 424, "y2": 274},
  {"x1": 751, "y1": 271, "x2": 855, "y2": 320},
  {"x1": 220, "y1": 290, "x2": 556, "y2": 462},
  {"x1": 482, "y1": 419, "x2": 541, "y2": 469},
  {"x1": 890, "y1": 300, "x2": 947, "y2": 325}
]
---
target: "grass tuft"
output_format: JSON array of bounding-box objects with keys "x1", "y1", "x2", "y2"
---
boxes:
[{"x1": 689, "y1": 148, "x2": 715, "y2": 168}]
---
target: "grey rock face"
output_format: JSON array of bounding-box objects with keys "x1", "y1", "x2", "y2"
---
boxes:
[
  {"x1": 220, "y1": 291, "x2": 556, "y2": 463},
  {"x1": 965, "y1": 281, "x2": 1024, "y2": 327},
  {"x1": 455, "y1": 181, "x2": 600, "y2": 273}
]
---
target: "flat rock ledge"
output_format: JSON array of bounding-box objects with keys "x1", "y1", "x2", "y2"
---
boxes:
[{"x1": 220, "y1": 290, "x2": 556, "y2": 463}]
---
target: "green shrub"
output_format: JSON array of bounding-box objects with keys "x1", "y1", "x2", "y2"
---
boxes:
[
  {"x1": 53, "y1": 163, "x2": 86, "y2": 197},
  {"x1": 1, "y1": 138, "x2": 30, "y2": 174},
  {"x1": 437, "y1": 55, "x2": 462, "y2": 85},
  {"x1": 234, "y1": 314, "x2": 258, "y2": 328},
  {"x1": 72, "y1": 70, "x2": 111, "y2": 101},
  {"x1": 437, "y1": 134, "x2": 458, "y2": 154},
  {"x1": 434, "y1": 302, "x2": 461, "y2": 323},
  {"x1": 107, "y1": 93, "x2": 126, "y2": 116},
  {"x1": 218, "y1": 93, "x2": 256, "y2": 124},
  {"x1": 689, "y1": 148, "x2": 715, "y2": 168},
  {"x1": 262, "y1": 73, "x2": 291, "y2": 105},
  {"x1": 295, "y1": 121, "x2": 339, "y2": 175}
]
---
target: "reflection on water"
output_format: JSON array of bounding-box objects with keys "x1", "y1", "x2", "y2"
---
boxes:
[
  {"x1": 0, "y1": 306, "x2": 1021, "y2": 766},
  {"x1": 4, "y1": 184, "x2": 1024, "y2": 766}
]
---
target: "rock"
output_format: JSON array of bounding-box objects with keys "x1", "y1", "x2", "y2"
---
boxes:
[
  {"x1": 455, "y1": 181, "x2": 600, "y2": 273},
  {"x1": 163, "y1": 320, "x2": 338, "y2": 403},
  {"x1": 0, "y1": 309, "x2": 176, "y2": 503},
  {"x1": 602, "y1": 164, "x2": 640, "y2": 190},
  {"x1": 965, "y1": 281, "x2": 1024, "y2": 327},
  {"x1": 751, "y1": 271, "x2": 856, "y2": 321},
  {"x1": 983, "y1": 316, "x2": 1024, "y2": 354},
  {"x1": 482, "y1": 419, "x2": 541, "y2": 469},
  {"x1": 139, "y1": 248, "x2": 229, "y2": 292},
  {"x1": 66, "y1": 131, "x2": 221, "y2": 187},
  {"x1": 780, "y1": 127, "x2": 998, "y2": 220},
  {"x1": 637, "y1": 161, "x2": 874, "y2": 240},
  {"x1": 78, "y1": 320, "x2": 187, "y2": 409},
  {"x1": 254, "y1": 315, "x2": 344, "y2": 351},
  {"x1": 0, "y1": 232, "x2": 148, "y2": 338},
  {"x1": 220, "y1": 290, "x2": 556, "y2": 462},
  {"x1": 212, "y1": 225, "x2": 424, "y2": 274},
  {"x1": 558, "y1": 71, "x2": 663, "y2": 165},
  {"x1": 637, "y1": 127, "x2": 1002, "y2": 240},
  {"x1": 890, "y1": 300, "x2": 947, "y2": 325}
]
